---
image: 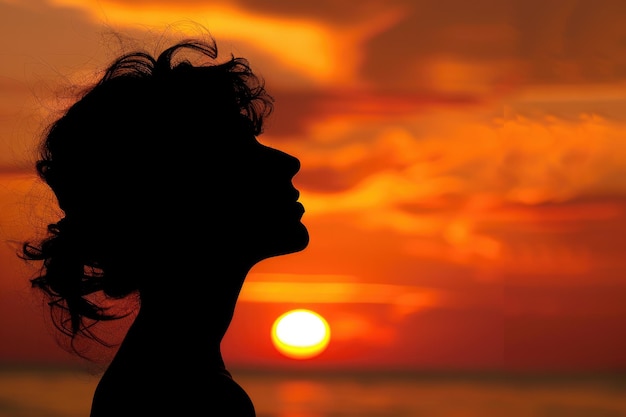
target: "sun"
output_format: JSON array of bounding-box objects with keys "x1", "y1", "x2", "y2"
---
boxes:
[{"x1": 271, "y1": 309, "x2": 331, "y2": 359}]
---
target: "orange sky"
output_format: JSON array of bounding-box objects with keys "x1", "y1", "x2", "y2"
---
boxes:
[{"x1": 1, "y1": 0, "x2": 626, "y2": 373}]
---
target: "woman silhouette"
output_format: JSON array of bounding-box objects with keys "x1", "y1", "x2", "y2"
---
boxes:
[{"x1": 19, "y1": 36, "x2": 309, "y2": 416}]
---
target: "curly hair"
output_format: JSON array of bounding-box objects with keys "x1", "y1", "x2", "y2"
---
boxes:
[{"x1": 19, "y1": 37, "x2": 274, "y2": 350}]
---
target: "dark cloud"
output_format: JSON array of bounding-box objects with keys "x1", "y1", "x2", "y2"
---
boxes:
[
  {"x1": 267, "y1": 88, "x2": 482, "y2": 137},
  {"x1": 361, "y1": 0, "x2": 626, "y2": 89}
]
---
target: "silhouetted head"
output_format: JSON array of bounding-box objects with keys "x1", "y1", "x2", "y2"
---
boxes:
[{"x1": 20, "y1": 37, "x2": 308, "y2": 344}]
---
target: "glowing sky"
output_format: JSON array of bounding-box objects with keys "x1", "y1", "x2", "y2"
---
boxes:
[{"x1": 1, "y1": 0, "x2": 626, "y2": 372}]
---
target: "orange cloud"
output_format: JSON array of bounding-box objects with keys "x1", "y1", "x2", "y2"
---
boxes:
[
  {"x1": 242, "y1": 273, "x2": 444, "y2": 317},
  {"x1": 47, "y1": 0, "x2": 404, "y2": 87},
  {"x1": 287, "y1": 100, "x2": 626, "y2": 217}
]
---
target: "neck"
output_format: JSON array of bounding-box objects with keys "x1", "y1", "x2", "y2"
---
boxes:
[{"x1": 113, "y1": 259, "x2": 254, "y2": 372}]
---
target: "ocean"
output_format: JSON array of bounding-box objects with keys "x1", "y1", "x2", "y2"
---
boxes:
[{"x1": 0, "y1": 366, "x2": 625, "y2": 417}]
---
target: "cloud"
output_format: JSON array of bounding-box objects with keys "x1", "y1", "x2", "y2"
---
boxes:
[
  {"x1": 271, "y1": 103, "x2": 626, "y2": 277},
  {"x1": 45, "y1": 0, "x2": 626, "y2": 92},
  {"x1": 266, "y1": 88, "x2": 482, "y2": 138},
  {"x1": 46, "y1": 0, "x2": 405, "y2": 88},
  {"x1": 359, "y1": 0, "x2": 626, "y2": 89},
  {"x1": 241, "y1": 273, "x2": 444, "y2": 318},
  {"x1": 293, "y1": 106, "x2": 626, "y2": 204}
]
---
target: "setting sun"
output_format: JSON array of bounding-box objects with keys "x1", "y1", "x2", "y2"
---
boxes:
[{"x1": 271, "y1": 309, "x2": 331, "y2": 359}]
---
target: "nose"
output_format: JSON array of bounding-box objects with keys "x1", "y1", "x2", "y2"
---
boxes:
[
  {"x1": 273, "y1": 148, "x2": 300, "y2": 177},
  {"x1": 287, "y1": 153, "x2": 301, "y2": 177}
]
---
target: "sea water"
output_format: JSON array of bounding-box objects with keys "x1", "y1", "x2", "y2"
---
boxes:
[{"x1": 0, "y1": 366, "x2": 625, "y2": 417}]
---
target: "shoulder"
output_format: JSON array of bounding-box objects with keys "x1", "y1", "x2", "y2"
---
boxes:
[{"x1": 90, "y1": 366, "x2": 256, "y2": 417}]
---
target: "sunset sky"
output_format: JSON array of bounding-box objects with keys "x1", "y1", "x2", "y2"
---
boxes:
[{"x1": 1, "y1": 0, "x2": 626, "y2": 374}]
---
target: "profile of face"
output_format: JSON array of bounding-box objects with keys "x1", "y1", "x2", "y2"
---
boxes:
[
  {"x1": 194, "y1": 127, "x2": 309, "y2": 264},
  {"x1": 101, "y1": 121, "x2": 309, "y2": 270}
]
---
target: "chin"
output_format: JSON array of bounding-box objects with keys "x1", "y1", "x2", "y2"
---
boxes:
[
  {"x1": 263, "y1": 224, "x2": 309, "y2": 259},
  {"x1": 292, "y1": 223, "x2": 310, "y2": 251}
]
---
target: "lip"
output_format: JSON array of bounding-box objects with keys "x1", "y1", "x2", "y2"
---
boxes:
[{"x1": 295, "y1": 202, "x2": 305, "y2": 215}]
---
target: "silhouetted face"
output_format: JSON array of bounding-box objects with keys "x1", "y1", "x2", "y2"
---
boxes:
[{"x1": 195, "y1": 129, "x2": 309, "y2": 264}]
